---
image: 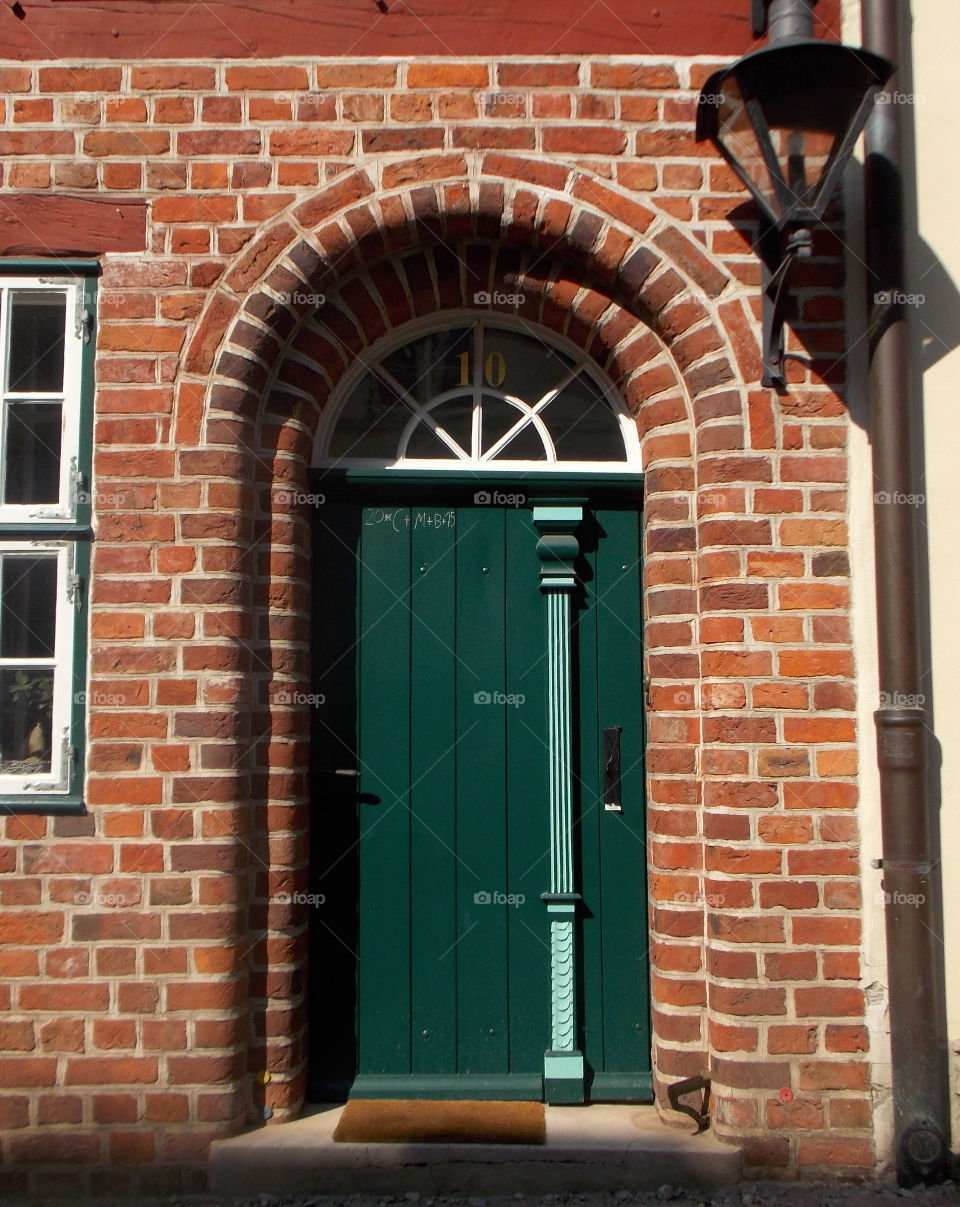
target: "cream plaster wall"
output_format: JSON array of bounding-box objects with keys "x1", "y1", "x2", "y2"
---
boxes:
[{"x1": 910, "y1": 0, "x2": 960, "y2": 1143}]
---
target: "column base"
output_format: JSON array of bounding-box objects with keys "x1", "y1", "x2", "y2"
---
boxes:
[{"x1": 544, "y1": 1050, "x2": 585, "y2": 1104}]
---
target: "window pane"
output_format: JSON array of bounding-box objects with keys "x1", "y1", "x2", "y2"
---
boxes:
[
  {"x1": 4, "y1": 401, "x2": 62, "y2": 505},
  {"x1": 494, "y1": 425, "x2": 548, "y2": 461},
  {"x1": 480, "y1": 397, "x2": 526, "y2": 455},
  {"x1": 481, "y1": 328, "x2": 575, "y2": 403},
  {"x1": 405, "y1": 423, "x2": 459, "y2": 459},
  {"x1": 0, "y1": 667, "x2": 53, "y2": 775},
  {"x1": 545, "y1": 377, "x2": 627, "y2": 461},
  {"x1": 329, "y1": 375, "x2": 410, "y2": 459},
  {"x1": 0, "y1": 556, "x2": 57, "y2": 658},
  {"x1": 8, "y1": 292, "x2": 66, "y2": 393},
  {"x1": 379, "y1": 327, "x2": 472, "y2": 403},
  {"x1": 424, "y1": 398, "x2": 472, "y2": 453}
]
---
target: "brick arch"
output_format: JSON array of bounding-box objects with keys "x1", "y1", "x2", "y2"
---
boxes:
[{"x1": 168, "y1": 165, "x2": 783, "y2": 1145}]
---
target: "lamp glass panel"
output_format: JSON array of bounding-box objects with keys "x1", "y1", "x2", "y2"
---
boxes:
[
  {"x1": 739, "y1": 46, "x2": 885, "y2": 218},
  {"x1": 717, "y1": 77, "x2": 782, "y2": 219}
]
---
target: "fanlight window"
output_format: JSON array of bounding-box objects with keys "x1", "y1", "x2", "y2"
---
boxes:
[{"x1": 318, "y1": 320, "x2": 638, "y2": 468}]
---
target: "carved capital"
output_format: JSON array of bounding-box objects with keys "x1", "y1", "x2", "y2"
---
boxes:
[{"x1": 532, "y1": 502, "x2": 584, "y2": 593}]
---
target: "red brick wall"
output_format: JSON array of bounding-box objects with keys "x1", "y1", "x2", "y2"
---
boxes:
[{"x1": 0, "y1": 58, "x2": 867, "y2": 1189}]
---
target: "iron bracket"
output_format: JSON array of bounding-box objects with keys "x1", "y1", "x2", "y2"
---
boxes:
[
  {"x1": 760, "y1": 222, "x2": 812, "y2": 388},
  {"x1": 667, "y1": 1074, "x2": 711, "y2": 1134}
]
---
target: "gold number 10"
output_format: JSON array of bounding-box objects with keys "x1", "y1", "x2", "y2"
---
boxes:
[{"x1": 457, "y1": 350, "x2": 507, "y2": 388}]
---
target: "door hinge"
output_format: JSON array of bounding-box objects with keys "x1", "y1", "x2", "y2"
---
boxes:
[
  {"x1": 66, "y1": 545, "x2": 83, "y2": 606},
  {"x1": 75, "y1": 293, "x2": 92, "y2": 344},
  {"x1": 69, "y1": 458, "x2": 84, "y2": 514}
]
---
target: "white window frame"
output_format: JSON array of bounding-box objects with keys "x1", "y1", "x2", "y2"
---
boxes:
[
  {"x1": 305, "y1": 313, "x2": 644, "y2": 471},
  {"x1": 0, "y1": 266, "x2": 93, "y2": 811},
  {"x1": 0, "y1": 276, "x2": 86, "y2": 525},
  {"x1": 0, "y1": 541, "x2": 77, "y2": 795}
]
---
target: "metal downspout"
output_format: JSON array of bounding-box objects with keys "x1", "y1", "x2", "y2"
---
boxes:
[{"x1": 861, "y1": 0, "x2": 953, "y2": 1183}]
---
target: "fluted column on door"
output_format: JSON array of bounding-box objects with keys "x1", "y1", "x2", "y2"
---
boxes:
[{"x1": 533, "y1": 502, "x2": 585, "y2": 1105}]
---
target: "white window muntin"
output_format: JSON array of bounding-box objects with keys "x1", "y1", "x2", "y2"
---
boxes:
[
  {"x1": 0, "y1": 277, "x2": 84, "y2": 524},
  {"x1": 308, "y1": 313, "x2": 643, "y2": 470},
  {"x1": 0, "y1": 541, "x2": 76, "y2": 794}
]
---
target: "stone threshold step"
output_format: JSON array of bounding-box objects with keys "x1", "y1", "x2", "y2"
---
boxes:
[{"x1": 208, "y1": 1103, "x2": 741, "y2": 1196}]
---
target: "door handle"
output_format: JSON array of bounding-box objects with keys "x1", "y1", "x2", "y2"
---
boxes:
[{"x1": 603, "y1": 727, "x2": 623, "y2": 812}]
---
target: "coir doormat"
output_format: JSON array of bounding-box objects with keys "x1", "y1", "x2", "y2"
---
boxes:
[{"x1": 333, "y1": 1099, "x2": 546, "y2": 1145}]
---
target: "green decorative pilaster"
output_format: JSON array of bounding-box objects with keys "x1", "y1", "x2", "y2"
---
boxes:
[{"x1": 533, "y1": 503, "x2": 585, "y2": 1105}]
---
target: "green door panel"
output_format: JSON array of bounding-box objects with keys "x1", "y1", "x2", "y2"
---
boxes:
[
  {"x1": 579, "y1": 508, "x2": 651, "y2": 1098},
  {"x1": 309, "y1": 493, "x2": 651, "y2": 1102},
  {"x1": 408, "y1": 513, "x2": 458, "y2": 1077}
]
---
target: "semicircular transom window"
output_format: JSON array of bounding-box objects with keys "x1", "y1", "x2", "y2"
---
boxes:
[{"x1": 318, "y1": 319, "x2": 639, "y2": 469}]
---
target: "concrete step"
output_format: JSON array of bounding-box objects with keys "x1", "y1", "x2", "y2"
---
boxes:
[{"x1": 208, "y1": 1103, "x2": 741, "y2": 1196}]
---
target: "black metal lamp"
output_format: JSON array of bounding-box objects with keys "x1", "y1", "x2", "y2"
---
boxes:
[{"x1": 695, "y1": 0, "x2": 893, "y2": 386}]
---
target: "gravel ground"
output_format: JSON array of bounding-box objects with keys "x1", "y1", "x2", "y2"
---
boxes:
[{"x1": 2, "y1": 1185, "x2": 960, "y2": 1207}]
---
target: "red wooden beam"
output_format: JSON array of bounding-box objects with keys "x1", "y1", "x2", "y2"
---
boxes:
[
  {"x1": 10, "y1": 0, "x2": 842, "y2": 58},
  {"x1": 0, "y1": 194, "x2": 147, "y2": 257}
]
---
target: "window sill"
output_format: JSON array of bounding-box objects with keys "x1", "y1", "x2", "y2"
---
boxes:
[{"x1": 0, "y1": 794, "x2": 85, "y2": 815}]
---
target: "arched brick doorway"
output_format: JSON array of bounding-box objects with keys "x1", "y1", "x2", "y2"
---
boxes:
[{"x1": 163, "y1": 164, "x2": 798, "y2": 1153}]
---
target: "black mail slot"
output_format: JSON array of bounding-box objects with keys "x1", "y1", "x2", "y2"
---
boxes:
[{"x1": 604, "y1": 726, "x2": 623, "y2": 812}]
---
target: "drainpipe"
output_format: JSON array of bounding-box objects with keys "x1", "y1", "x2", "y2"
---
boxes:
[
  {"x1": 765, "y1": 0, "x2": 815, "y2": 40},
  {"x1": 861, "y1": 0, "x2": 952, "y2": 1184}
]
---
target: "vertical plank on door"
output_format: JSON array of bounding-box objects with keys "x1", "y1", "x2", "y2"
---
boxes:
[
  {"x1": 455, "y1": 506, "x2": 510, "y2": 1074},
  {"x1": 410, "y1": 506, "x2": 459, "y2": 1075},
  {"x1": 593, "y1": 507, "x2": 650, "y2": 1081},
  {"x1": 357, "y1": 506, "x2": 414, "y2": 1076}
]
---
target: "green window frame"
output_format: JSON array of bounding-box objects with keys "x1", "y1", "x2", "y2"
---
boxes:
[{"x1": 0, "y1": 260, "x2": 96, "y2": 815}]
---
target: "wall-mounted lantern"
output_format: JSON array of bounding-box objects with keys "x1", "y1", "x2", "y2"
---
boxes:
[{"x1": 695, "y1": 0, "x2": 893, "y2": 386}]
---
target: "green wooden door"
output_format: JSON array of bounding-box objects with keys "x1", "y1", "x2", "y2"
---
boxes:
[{"x1": 309, "y1": 487, "x2": 651, "y2": 1102}]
